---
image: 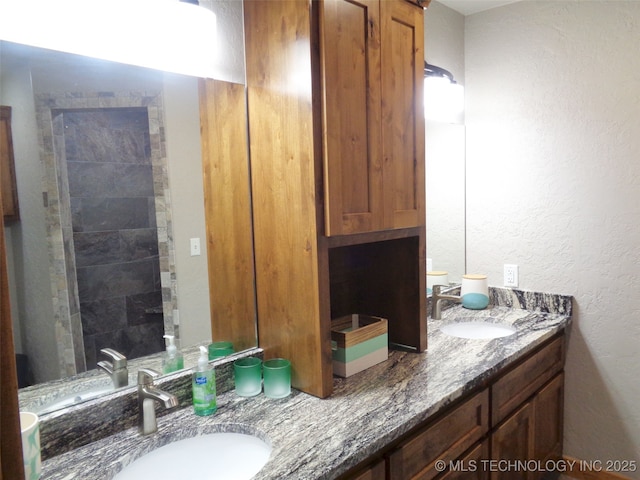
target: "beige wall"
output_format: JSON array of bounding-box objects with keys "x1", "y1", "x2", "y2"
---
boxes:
[{"x1": 464, "y1": 1, "x2": 640, "y2": 472}]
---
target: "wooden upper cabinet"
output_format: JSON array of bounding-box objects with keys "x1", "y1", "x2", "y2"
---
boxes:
[
  {"x1": 320, "y1": 0, "x2": 424, "y2": 236},
  {"x1": 381, "y1": 0, "x2": 425, "y2": 230}
]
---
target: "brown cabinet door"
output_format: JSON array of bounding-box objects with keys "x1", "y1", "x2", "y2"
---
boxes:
[
  {"x1": 534, "y1": 373, "x2": 564, "y2": 464},
  {"x1": 321, "y1": 0, "x2": 425, "y2": 236},
  {"x1": 380, "y1": 0, "x2": 425, "y2": 231},
  {"x1": 491, "y1": 402, "x2": 536, "y2": 480},
  {"x1": 388, "y1": 389, "x2": 489, "y2": 480},
  {"x1": 438, "y1": 441, "x2": 490, "y2": 480},
  {"x1": 321, "y1": 0, "x2": 384, "y2": 236}
]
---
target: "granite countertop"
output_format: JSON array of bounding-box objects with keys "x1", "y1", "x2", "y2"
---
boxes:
[{"x1": 41, "y1": 289, "x2": 572, "y2": 480}]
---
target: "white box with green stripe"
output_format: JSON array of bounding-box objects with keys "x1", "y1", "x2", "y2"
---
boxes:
[{"x1": 331, "y1": 314, "x2": 388, "y2": 378}]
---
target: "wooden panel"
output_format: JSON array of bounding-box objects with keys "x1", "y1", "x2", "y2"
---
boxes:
[
  {"x1": 492, "y1": 335, "x2": 565, "y2": 425},
  {"x1": 380, "y1": 0, "x2": 425, "y2": 230},
  {"x1": 0, "y1": 152, "x2": 25, "y2": 478},
  {"x1": 244, "y1": 0, "x2": 333, "y2": 398},
  {"x1": 348, "y1": 459, "x2": 387, "y2": 480},
  {"x1": 320, "y1": 0, "x2": 383, "y2": 236},
  {"x1": 534, "y1": 373, "x2": 564, "y2": 464},
  {"x1": 491, "y1": 402, "x2": 536, "y2": 480},
  {"x1": 438, "y1": 440, "x2": 490, "y2": 480},
  {"x1": 199, "y1": 79, "x2": 257, "y2": 352},
  {"x1": 0, "y1": 106, "x2": 19, "y2": 221},
  {"x1": 388, "y1": 389, "x2": 489, "y2": 480}
]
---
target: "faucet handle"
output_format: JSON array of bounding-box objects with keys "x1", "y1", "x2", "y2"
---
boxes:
[
  {"x1": 138, "y1": 368, "x2": 160, "y2": 386},
  {"x1": 432, "y1": 284, "x2": 447, "y2": 294},
  {"x1": 100, "y1": 348, "x2": 127, "y2": 369}
]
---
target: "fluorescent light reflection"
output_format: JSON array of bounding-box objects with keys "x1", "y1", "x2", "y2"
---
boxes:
[{"x1": 0, "y1": 0, "x2": 217, "y2": 78}]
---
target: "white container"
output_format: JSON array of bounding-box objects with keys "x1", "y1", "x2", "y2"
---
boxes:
[
  {"x1": 20, "y1": 411, "x2": 41, "y2": 480},
  {"x1": 461, "y1": 274, "x2": 489, "y2": 309},
  {"x1": 427, "y1": 271, "x2": 449, "y2": 294}
]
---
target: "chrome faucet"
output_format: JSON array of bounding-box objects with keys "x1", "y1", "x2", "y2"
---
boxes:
[
  {"x1": 431, "y1": 284, "x2": 462, "y2": 320},
  {"x1": 97, "y1": 348, "x2": 129, "y2": 388},
  {"x1": 137, "y1": 368, "x2": 179, "y2": 436}
]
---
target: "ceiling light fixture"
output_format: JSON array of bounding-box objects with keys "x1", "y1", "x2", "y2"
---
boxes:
[{"x1": 424, "y1": 61, "x2": 464, "y2": 124}]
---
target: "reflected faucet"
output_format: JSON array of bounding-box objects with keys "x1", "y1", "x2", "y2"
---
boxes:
[
  {"x1": 431, "y1": 284, "x2": 462, "y2": 320},
  {"x1": 97, "y1": 348, "x2": 128, "y2": 388},
  {"x1": 138, "y1": 368, "x2": 179, "y2": 436}
]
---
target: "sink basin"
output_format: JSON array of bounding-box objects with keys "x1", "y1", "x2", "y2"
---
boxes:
[
  {"x1": 440, "y1": 320, "x2": 516, "y2": 340},
  {"x1": 38, "y1": 386, "x2": 114, "y2": 414},
  {"x1": 114, "y1": 432, "x2": 271, "y2": 480}
]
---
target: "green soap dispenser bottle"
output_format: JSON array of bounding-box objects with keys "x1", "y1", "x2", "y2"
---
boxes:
[
  {"x1": 192, "y1": 345, "x2": 217, "y2": 416},
  {"x1": 162, "y1": 334, "x2": 184, "y2": 374}
]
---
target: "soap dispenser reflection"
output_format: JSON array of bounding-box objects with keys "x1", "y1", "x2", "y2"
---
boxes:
[{"x1": 162, "y1": 335, "x2": 184, "y2": 374}]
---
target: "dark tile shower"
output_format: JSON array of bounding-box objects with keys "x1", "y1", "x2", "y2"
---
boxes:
[{"x1": 61, "y1": 108, "x2": 164, "y2": 369}]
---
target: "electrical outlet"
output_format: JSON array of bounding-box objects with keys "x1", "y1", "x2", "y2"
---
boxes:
[
  {"x1": 504, "y1": 264, "x2": 519, "y2": 287},
  {"x1": 190, "y1": 238, "x2": 201, "y2": 256}
]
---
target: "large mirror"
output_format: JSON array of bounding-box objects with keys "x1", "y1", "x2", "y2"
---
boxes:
[
  {"x1": 425, "y1": 121, "x2": 466, "y2": 284},
  {"x1": 0, "y1": 1, "x2": 254, "y2": 413}
]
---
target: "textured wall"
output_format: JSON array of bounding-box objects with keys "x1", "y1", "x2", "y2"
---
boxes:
[{"x1": 465, "y1": 1, "x2": 640, "y2": 472}]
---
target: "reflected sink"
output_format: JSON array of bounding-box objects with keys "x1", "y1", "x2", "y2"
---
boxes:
[
  {"x1": 114, "y1": 432, "x2": 271, "y2": 480},
  {"x1": 38, "y1": 386, "x2": 114, "y2": 414},
  {"x1": 440, "y1": 320, "x2": 516, "y2": 340}
]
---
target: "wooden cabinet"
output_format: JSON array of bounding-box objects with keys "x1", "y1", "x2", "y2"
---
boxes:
[
  {"x1": 490, "y1": 334, "x2": 565, "y2": 480},
  {"x1": 321, "y1": 0, "x2": 424, "y2": 236},
  {"x1": 243, "y1": 0, "x2": 426, "y2": 398},
  {"x1": 491, "y1": 336, "x2": 564, "y2": 426},
  {"x1": 388, "y1": 389, "x2": 489, "y2": 480},
  {"x1": 490, "y1": 373, "x2": 564, "y2": 480},
  {"x1": 491, "y1": 402, "x2": 536, "y2": 480},
  {"x1": 438, "y1": 441, "x2": 490, "y2": 480},
  {"x1": 534, "y1": 373, "x2": 564, "y2": 464},
  {"x1": 338, "y1": 334, "x2": 566, "y2": 480}
]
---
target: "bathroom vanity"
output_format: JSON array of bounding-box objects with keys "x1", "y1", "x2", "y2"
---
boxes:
[{"x1": 39, "y1": 288, "x2": 571, "y2": 479}]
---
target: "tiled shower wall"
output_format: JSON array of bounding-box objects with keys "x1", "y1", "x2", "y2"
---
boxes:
[
  {"x1": 62, "y1": 108, "x2": 164, "y2": 369},
  {"x1": 35, "y1": 91, "x2": 177, "y2": 377}
]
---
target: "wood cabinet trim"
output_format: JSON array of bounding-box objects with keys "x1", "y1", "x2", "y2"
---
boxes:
[{"x1": 0, "y1": 106, "x2": 20, "y2": 222}]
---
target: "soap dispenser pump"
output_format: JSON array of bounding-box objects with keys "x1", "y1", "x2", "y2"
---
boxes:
[
  {"x1": 162, "y1": 334, "x2": 184, "y2": 374},
  {"x1": 192, "y1": 345, "x2": 217, "y2": 416}
]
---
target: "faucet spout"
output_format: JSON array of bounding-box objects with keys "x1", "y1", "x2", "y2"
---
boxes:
[
  {"x1": 431, "y1": 284, "x2": 462, "y2": 320},
  {"x1": 97, "y1": 348, "x2": 128, "y2": 388},
  {"x1": 137, "y1": 368, "x2": 178, "y2": 436}
]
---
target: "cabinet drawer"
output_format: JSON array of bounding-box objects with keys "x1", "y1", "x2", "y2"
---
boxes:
[
  {"x1": 388, "y1": 389, "x2": 489, "y2": 480},
  {"x1": 437, "y1": 440, "x2": 489, "y2": 480},
  {"x1": 491, "y1": 335, "x2": 565, "y2": 426}
]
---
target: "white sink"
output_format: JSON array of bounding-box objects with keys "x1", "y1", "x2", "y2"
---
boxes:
[
  {"x1": 440, "y1": 320, "x2": 516, "y2": 340},
  {"x1": 114, "y1": 432, "x2": 271, "y2": 480}
]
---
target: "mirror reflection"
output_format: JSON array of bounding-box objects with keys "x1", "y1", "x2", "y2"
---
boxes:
[
  {"x1": 0, "y1": 38, "x2": 256, "y2": 412},
  {"x1": 425, "y1": 121, "x2": 466, "y2": 285}
]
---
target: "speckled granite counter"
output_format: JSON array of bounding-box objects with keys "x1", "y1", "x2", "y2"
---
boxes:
[{"x1": 40, "y1": 288, "x2": 572, "y2": 480}]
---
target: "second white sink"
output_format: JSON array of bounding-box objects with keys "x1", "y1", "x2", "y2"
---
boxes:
[
  {"x1": 440, "y1": 320, "x2": 516, "y2": 340},
  {"x1": 114, "y1": 432, "x2": 271, "y2": 480}
]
